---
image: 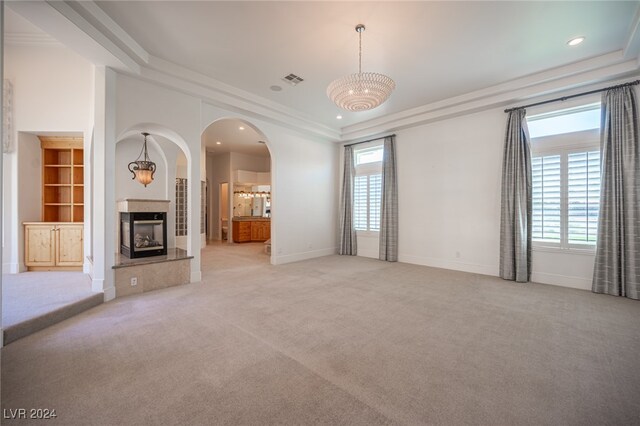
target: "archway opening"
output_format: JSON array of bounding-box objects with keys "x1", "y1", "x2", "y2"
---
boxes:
[{"x1": 201, "y1": 118, "x2": 273, "y2": 264}]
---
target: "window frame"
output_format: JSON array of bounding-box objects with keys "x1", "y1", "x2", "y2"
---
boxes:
[
  {"x1": 530, "y1": 128, "x2": 600, "y2": 255},
  {"x1": 353, "y1": 142, "x2": 383, "y2": 235}
]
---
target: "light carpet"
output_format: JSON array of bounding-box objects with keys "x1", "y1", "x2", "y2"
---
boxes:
[{"x1": 2, "y1": 243, "x2": 639, "y2": 425}]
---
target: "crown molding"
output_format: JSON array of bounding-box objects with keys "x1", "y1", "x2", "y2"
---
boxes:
[
  {"x1": 67, "y1": 0, "x2": 149, "y2": 65},
  {"x1": 340, "y1": 52, "x2": 640, "y2": 141},
  {"x1": 4, "y1": 32, "x2": 61, "y2": 46},
  {"x1": 9, "y1": 1, "x2": 640, "y2": 143},
  {"x1": 136, "y1": 57, "x2": 341, "y2": 141}
]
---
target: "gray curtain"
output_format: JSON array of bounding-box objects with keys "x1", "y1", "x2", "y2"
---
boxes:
[
  {"x1": 380, "y1": 136, "x2": 398, "y2": 261},
  {"x1": 592, "y1": 86, "x2": 640, "y2": 300},
  {"x1": 499, "y1": 109, "x2": 532, "y2": 283},
  {"x1": 339, "y1": 146, "x2": 357, "y2": 255}
]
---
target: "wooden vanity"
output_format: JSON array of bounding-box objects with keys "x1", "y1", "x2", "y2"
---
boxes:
[{"x1": 232, "y1": 217, "x2": 271, "y2": 243}]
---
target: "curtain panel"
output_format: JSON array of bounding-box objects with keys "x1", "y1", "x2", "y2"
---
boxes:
[
  {"x1": 499, "y1": 109, "x2": 532, "y2": 283},
  {"x1": 339, "y1": 146, "x2": 357, "y2": 255},
  {"x1": 379, "y1": 136, "x2": 398, "y2": 261},
  {"x1": 593, "y1": 86, "x2": 640, "y2": 300}
]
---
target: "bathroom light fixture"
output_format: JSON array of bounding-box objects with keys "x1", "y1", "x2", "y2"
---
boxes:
[
  {"x1": 327, "y1": 24, "x2": 395, "y2": 111},
  {"x1": 567, "y1": 36, "x2": 585, "y2": 46},
  {"x1": 216, "y1": 141, "x2": 222, "y2": 145},
  {"x1": 128, "y1": 132, "x2": 156, "y2": 187}
]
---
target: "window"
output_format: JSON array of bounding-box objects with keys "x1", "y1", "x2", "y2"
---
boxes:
[
  {"x1": 528, "y1": 103, "x2": 600, "y2": 138},
  {"x1": 528, "y1": 104, "x2": 601, "y2": 250},
  {"x1": 353, "y1": 145, "x2": 383, "y2": 232}
]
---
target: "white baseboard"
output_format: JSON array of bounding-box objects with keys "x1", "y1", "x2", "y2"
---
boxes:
[
  {"x1": 92, "y1": 278, "x2": 104, "y2": 293},
  {"x1": 2, "y1": 262, "x2": 23, "y2": 274},
  {"x1": 357, "y1": 249, "x2": 379, "y2": 259},
  {"x1": 103, "y1": 286, "x2": 116, "y2": 302},
  {"x1": 190, "y1": 270, "x2": 202, "y2": 283},
  {"x1": 273, "y1": 247, "x2": 337, "y2": 265},
  {"x1": 531, "y1": 272, "x2": 592, "y2": 291},
  {"x1": 398, "y1": 254, "x2": 498, "y2": 276}
]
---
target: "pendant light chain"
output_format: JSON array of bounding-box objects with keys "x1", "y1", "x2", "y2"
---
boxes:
[{"x1": 358, "y1": 29, "x2": 362, "y2": 74}]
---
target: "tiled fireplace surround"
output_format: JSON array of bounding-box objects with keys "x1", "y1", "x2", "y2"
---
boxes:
[{"x1": 113, "y1": 199, "x2": 193, "y2": 298}]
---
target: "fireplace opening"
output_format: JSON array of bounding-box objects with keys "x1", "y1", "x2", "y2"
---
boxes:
[{"x1": 120, "y1": 212, "x2": 167, "y2": 258}]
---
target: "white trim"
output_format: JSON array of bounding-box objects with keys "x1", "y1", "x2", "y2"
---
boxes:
[
  {"x1": 72, "y1": 1, "x2": 150, "y2": 64},
  {"x1": 91, "y1": 278, "x2": 104, "y2": 293},
  {"x1": 357, "y1": 249, "x2": 379, "y2": 259},
  {"x1": 103, "y1": 285, "x2": 116, "y2": 302},
  {"x1": 2, "y1": 263, "x2": 16, "y2": 274},
  {"x1": 272, "y1": 247, "x2": 337, "y2": 265},
  {"x1": 532, "y1": 245, "x2": 596, "y2": 256},
  {"x1": 531, "y1": 272, "x2": 592, "y2": 291},
  {"x1": 190, "y1": 270, "x2": 202, "y2": 283},
  {"x1": 398, "y1": 254, "x2": 498, "y2": 277},
  {"x1": 341, "y1": 63, "x2": 639, "y2": 140},
  {"x1": 4, "y1": 32, "x2": 61, "y2": 46}
]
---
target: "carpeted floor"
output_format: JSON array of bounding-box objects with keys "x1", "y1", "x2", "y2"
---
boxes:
[
  {"x1": 2, "y1": 271, "x2": 97, "y2": 327},
  {"x1": 2, "y1": 243, "x2": 639, "y2": 425}
]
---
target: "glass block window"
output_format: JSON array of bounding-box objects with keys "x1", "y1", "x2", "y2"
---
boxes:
[{"x1": 176, "y1": 178, "x2": 187, "y2": 236}]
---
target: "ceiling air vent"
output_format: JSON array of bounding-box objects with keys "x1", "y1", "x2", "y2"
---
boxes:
[{"x1": 282, "y1": 73, "x2": 304, "y2": 86}]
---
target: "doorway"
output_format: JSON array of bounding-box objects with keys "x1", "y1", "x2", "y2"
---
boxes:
[{"x1": 220, "y1": 182, "x2": 229, "y2": 241}]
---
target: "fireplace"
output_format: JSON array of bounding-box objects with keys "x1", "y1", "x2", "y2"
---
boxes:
[{"x1": 120, "y1": 212, "x2": 167, "y2": 258}]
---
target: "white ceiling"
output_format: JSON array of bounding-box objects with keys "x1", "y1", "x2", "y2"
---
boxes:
[
  {"x1": 93, "y1": 1, "x2": 637, "y2": 128},
  {"x1": 203, "y1": 118, "x2": 270, "y2": 157},
  {"x1": 5, "y1": 1, "x2": 638, "y2": 135}
]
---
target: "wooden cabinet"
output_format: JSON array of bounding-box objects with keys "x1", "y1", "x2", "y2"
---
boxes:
[
  {"x1": 233, "y1": 221, "x2": 252, "y2": 243},
  {"x1": 232, "y1": 220, "x2": 270, "y2": 243},
  {"x1": 24, "y1": 223, "x2": 83, "y2": 271},
  {"x1": 251, "y1": 221, "x2": 271, "y2": 241},
  {"x1": 40, "y1": 137, "x2": 84, "y2": 223}
]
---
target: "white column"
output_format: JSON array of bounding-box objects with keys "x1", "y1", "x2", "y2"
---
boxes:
[
  {"x1": 188, "y1": 152, "x2": 201, "y2": 282},
  {"x1": 91, "y1": 66, "x2": 117, "y2": 300}
]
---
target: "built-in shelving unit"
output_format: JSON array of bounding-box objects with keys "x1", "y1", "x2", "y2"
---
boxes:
[{"x1": 39, "y1": 137, "x2": 84, "y2": 223}]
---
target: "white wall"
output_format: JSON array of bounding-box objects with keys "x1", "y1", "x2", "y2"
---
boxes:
[
  {"x1": 395, "y1": 108, "x2": 504, "y2": 276},
  {"x1": 2, "y1": 43, "x2": 93, "y2": 273},
  {"x1": 115, "y1": 136, "x2": 180, "y2": 250},
  {"x1": 17, "y1": 133, "x2": 42, "y2": 268},
  {"x1": 230, "y1": 152, "x2": 270, "y2": 174},
  {"x1": 207, "y1": 152, "x2": 230, "y2": 241},
  {"x1": 201, "y1": 105, "x2": 338, "y2": 264},
  {"x1": 388, "y1": 93, "x2": 634, "y2": 290}
]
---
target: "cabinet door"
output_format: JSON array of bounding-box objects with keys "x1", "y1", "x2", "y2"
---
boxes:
[
  {"x1": 25, "y1": 225, "x2": 56, "y2": 267},
  {"x1": 264, "y1": 222, "x2": 271, "y2": 240},
  {"x1": 56, "y1": 225, "x2": 84, "y2": 266},
  {"x1": 251, "y1": 222, "x2": 261, "y2": 240}
]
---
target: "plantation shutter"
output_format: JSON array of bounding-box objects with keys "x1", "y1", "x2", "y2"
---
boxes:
[
  {"x1": 568, "y1": 150, "x2": 601, "y2": 244},
  {"x1": 532, "y1": 155, "x2": 561, "y2": 241}
]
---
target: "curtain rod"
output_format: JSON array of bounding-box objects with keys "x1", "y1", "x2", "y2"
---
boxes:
[
  {"x1": 343, "y1": 134, "x2": 396, "y2": 147},
  {"x1": 504, "y1": 79, "x2": 640, "y2": 113}
]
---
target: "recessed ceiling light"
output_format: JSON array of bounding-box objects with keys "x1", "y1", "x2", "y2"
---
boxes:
[
  {"x1": 239, "y1": 126, "x2": 245, "y2": 131},
  {"x1": 270, "y1": 85, "x2": 282, "y2": 92},
  {"x1": 567, "y1": 36, "x2": 585, "y2": 46},
  {"x1": 336, "y1": 115, "x2": 343, "y2": 120},
  {"x1": 216, "y1": 141, "x2": 222, "y2": 145}
]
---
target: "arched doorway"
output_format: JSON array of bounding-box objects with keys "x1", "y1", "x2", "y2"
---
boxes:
[{"x1": 201, "y1": 118, "x2": 274, "y2": 264}]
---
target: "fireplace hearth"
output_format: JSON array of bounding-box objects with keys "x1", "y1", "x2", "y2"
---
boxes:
[{"x1": 120, "y1": 212, "x2": 167, "y2": 259}]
